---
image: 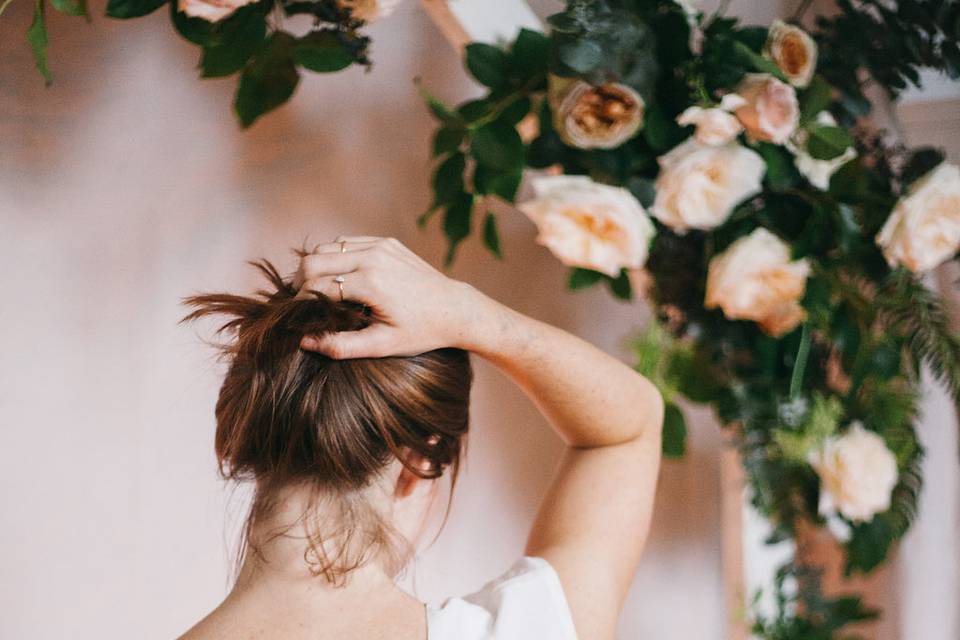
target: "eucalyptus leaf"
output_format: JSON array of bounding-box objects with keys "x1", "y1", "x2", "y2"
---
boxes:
[
  {"x1": 51, "y1": 0, "x2": 85, "y2": 17},
  {"x1": 567, "y1": 267, "x2": 605, "y2": 290}
]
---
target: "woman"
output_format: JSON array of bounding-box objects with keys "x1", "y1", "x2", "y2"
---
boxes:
[{"x1": 179, "y1": 236, "x2": 664, "y2": 640}]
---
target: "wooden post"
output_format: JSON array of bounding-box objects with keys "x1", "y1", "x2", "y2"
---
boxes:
[{"x1": 720, "y1": 442, "x2": 750, "y2": 640}]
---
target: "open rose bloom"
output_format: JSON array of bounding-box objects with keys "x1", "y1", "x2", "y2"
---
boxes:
[
  {"x1": 809, "y1": 423, "x2": 898, "y2": 523},
  {"x1": 675, "y1": 95, "x2": 747, "y2": 146},
  {"x1": 549, "y1": 77, "x2": 645, "y2": 150},
  {"x1": 705, "y1": 228, "x2": 810, "y2": 336},
  {"x1": 651, "y1": 138, "x2": 765, "y2": 233},
  {"x1": 519, "y1": 175, "x2": 656, "y2": 277},
  {"x1": 763, "y1": 20, "x2": 818, "y2": 87},
  {"x1": 179, "y1": 0, "x2": 255, "y2": 22},
  {"x1": 733, "y1": 73, "x2": 799, "y2": 145},
  {"x1": 876, "y1": 162, "x2": 960, "y2": 273},
  {"x1": 338, "y1": 0, "x2": 403, "y2": 21}
]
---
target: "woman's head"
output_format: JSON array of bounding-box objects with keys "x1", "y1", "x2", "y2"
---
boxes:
[{"x1": 183, "y1": 258, "x2": 472, "y2": 584}]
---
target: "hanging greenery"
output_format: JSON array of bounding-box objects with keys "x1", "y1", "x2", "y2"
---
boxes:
[
  {"x1": 419, "y1": 0, "x2": 960, "y2": 635},
  {"x1": 13, "y1": 0, "x2": 402, "y2": 127}
]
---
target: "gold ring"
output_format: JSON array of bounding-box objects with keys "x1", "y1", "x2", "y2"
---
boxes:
[{"x1": 339, "y1": 240, "x2": 347, "y2": 253}]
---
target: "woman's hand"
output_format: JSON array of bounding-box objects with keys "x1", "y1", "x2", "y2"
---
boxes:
[{"x1": 296, "y1": 236, "x2": 493, "y2": 358}]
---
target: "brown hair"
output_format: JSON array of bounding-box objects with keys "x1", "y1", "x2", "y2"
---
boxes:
[{"x1": 182, "y1": 258, "x2": 472, "y2": 584}]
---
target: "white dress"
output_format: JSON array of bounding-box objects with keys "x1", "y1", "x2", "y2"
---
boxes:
[{"x1": 426, "y1": 556, "x2": 579, "y2": 640}]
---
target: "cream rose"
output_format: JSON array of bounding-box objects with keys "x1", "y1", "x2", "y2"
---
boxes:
[
  {"x1": 788, "y1": 112, "x2": 857, "y2": 190},
  {"x1": 676, "y1": 94, "x2": 748, "y2": 146},
  {"x1": 876, "y1": 162, "x2": 960, "y2": 273},
  {"x1": 178, "y1": 0, "x2": 255, "y2": 22},
  {"x1": 519, "y1": 175, "x2": 656, "y2": 277},
  {"x1": 549, "y1": 76, "x2": 644, "y2": 150},
  {"x1": 705, "y1": 227, "x2": 810, "y2": 336},
  {"x1": 763, "y1": 20, "x2": 818, "y2": 87},
  {"x1": 651, "y1": 138, "x2": 765, "y2": 233},
  {"x1": 810, "y1": 422, "x2": 898, "y2": 523},
  {"x1": 339, "y1": 0, "x2": 403, "y2": 21},
  {"x1": 733, "y1": 73, "x2": 800, "y2": 145}
]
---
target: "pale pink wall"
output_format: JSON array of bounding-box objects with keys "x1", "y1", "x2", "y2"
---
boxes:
[{"x1": 0, "y1": 3, "x2": 725, "y2": 639}]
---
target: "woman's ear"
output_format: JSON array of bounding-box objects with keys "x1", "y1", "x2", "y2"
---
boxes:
[{"x1": 394, "y1": 443, "x2": 437, "y2": 499}]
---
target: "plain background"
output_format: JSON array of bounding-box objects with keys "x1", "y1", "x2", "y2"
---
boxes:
[{"x1": 0, "y1": 0, "x2": 957, "y2": 638}]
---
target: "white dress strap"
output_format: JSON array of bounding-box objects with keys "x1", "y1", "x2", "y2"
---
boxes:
[{"x1": 426, "y1": 556, "x2": 578, "y2": 640}]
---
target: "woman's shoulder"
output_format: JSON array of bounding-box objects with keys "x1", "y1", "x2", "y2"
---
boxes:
[{"x1": 426, "y1": 556, "x2": 578, "y2": 640}]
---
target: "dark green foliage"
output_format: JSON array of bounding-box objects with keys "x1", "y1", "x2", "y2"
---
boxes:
[
  {"x1": 234, "y1": 31, "x2": 300, "y2": 128},
  {"x1": 106, "y1": 0, "x2": 164, "y2": 19},
  {"x1": 27, "y1": 0, "x2": 51, "y2": 84},
  {"x1": 662, "y1": 403, "x2": 687, "y2": 458}
]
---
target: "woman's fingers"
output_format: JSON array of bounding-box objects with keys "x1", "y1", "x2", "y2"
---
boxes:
[
  {"x1": 312, "y1": 240, "x2": 377, "y2": 254},
  {"x1": 300, "y1": 250, "x2": 369, "y2": 279},
  {"x1": 298, "y1": 272, "x2": 372, "y2": 304},
  {"x1": 301, "y1": 324, "x2": 395, "y2": 359}
]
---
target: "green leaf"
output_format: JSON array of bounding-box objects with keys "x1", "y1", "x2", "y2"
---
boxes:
[
  {"x1": 473, "y1": 164, "x2": 522, "y2": 202},
  {"x1": 482, "y1": 212, "x2": 502, "y2": 259},
  {"x1": 465, "y1": 42, "x2": 509, "y2": 88},
  {"x1": 756, "y1": 142, "x2": 799, "y2": 189},
  {"x1": 51, "y1": 0, "x2": 85, "y2": 17},
  {"x1": 27, "y1": 0, "x2": 51, "y2": 85},
  {"x1": 900, "y1": 147, "x2": 945, "y2": 188},
  {"x1": 419, "y1": 87, "x2": 461, "y2": 125},
  {"x1": 431, "y1": 152, "x2": 466, "y2": 206},
  {"x1": 806, "y1": 124, "x2": 854, "y2": 160},
  {"x1": 200, "y1": 16, "x2": 265, "y2": 77},
  {"x1": 432, "y1": 126, "x2": 465, "y2": 157},
  {"x1": 293, "y1": 31, "x2": 354, "y2": 73},
  {"x1": 510, "y1": 28, "x2": 549, "y2": 80},
  {"x1": 500, "y1": 96, "x2": 532, "y2": 126},
  {"x1": 443, "y1": 192, "x2": 474, "y2": 265},
  {"x1": 732, "y1": 40, "x2": 786, "y2": 79},
  {"x1": 800, "y1": 76, "x2": 833, "y2": 124},
  {"x1": 471, "y1": 122, "x2": 524, "y2": 172},
  {"x1": 567, "y1": 267, "x2": 605, "y2": 290},
  {"x1": 626, "y1": 176, "x2": 656, "y2": 208},
  {"x1": 662, "y1": 403, "x2": 687, "y2": 458},
  {"x1": 606, "y1": 269, "x2": 633, "y2": 300},
  {"x1": 106, "y1": 0, "x2": 165, "y2": 19},
  {"x1": 234, "y1": 32, "x2": 300, "y2": 128}
]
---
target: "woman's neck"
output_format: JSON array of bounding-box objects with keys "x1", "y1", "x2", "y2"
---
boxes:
[{"x1": 230, "y1": 484, "x2": 403, "y2": 604}]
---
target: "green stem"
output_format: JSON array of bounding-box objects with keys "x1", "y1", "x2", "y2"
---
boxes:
[{"x1": 790, "y1": 323, "x2": 812, "y2": 399}]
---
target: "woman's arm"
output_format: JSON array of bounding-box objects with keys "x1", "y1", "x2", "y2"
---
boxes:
[
  {"x1": 469, "y1": 301, "x2": 664, "y2": 640},
  {"x1": 297, "y1": 236, "x2": 664, "y2": 639}
]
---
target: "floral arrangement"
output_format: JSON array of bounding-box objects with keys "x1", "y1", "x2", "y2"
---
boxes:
[
  {"x1": 419, "y1": 0, "x2": 960, "y2": 635},
  {"x1": 15, "y1": 0, "x2": 402, "y2": 126}
]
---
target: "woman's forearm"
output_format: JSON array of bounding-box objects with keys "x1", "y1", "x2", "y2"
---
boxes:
[{"x1": 464, "y1": 292, "x2": 664, "y2": 449}]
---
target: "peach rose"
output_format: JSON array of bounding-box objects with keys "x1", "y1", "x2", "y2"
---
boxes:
[
  {"x1": 705, "y1": 227, "x2": 810, "y2": 336},
  {"x1": 733, "y1": 73, "x2": 799, "y2": 145},
  {"x1": 549, "y1": 76, "x2": 644, "y2": 150},
  {"x1": 876, "y1": 162, "x2": 960, "y2": 273},
  {"x1": 651, "y1": 138, "x2": 765, "y2": 233},
  {"x1": 339, "y1": 0, "x2": 402, "y2": 21},
  {"x1": 810, "y1": 422, "x2": 898, "y2": 523},
  {"x1": 763, "y1": 20, "x2": 818, "y2": 87},
  {"x1": 519, "y1": 175, "x2": 656, "y2": 277},
  {"x1": 676, "y1": 94, "x2": 747, "y2": 146},
  {"x1": 179, "y1": 0, "x2": 255, "y2": 22}
]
